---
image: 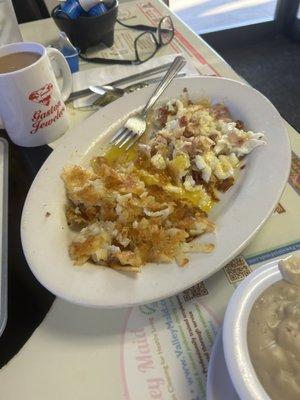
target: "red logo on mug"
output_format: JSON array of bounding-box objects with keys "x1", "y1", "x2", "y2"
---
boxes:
[{"x1": 28, "y1": 83, "x2": 54, "y2": 106}]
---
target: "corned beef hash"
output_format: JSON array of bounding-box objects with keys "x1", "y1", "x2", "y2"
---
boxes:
[{"x1": 62, "y1": 90, "x2": 266, "y2": 272}]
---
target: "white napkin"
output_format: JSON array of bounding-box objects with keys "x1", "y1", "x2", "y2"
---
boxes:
[{"x1": 72, "y1": 54, "x2": 199, "y2": 108}]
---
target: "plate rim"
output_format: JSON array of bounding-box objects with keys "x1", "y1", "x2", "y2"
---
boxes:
[
  {"x1": 206, "y1": 326, "x2": 240, "y2": 400},
  {"x1": 0, "y1": 138, "x2": 8, "y2": 334}
]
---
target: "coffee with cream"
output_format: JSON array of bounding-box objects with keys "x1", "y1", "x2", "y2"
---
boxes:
[{"x1": 0, "y1": 51, "x2": 41, "y2": 74}]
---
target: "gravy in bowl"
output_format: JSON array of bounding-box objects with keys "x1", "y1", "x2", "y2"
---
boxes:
[{"x1": 248, "y1": 255, "x2": 300, "y2": 400}]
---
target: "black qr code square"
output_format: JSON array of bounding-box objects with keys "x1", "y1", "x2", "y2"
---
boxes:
[
  {"x1": 182, "y1": 281, "x2": 209, "y2": 302},
  {"x1": 224, "y1": 256, "x2": 251, "y2": 283}
]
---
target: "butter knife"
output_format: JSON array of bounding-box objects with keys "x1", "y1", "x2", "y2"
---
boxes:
[
  {"x1": 67, "y1": 61, "x2": 177, "y2": 103},
  {"x1": 92, "y1": 72, "x2": 186, "y2": 107}
]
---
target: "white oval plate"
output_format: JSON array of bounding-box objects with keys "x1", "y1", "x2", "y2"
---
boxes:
[{"x1": 21, "y1": 77, "x2": 291, "y2": 308}]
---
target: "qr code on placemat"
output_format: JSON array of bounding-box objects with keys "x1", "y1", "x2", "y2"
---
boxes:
[
  {"x1": 223, "y1": 256, "x2": 251, "y2": 283},
  {"x1": 274, "y1": 203, "x2": 286, "y2": 214},
  {"x1": 182, "y1": 281, "x2": 209, "y2": 302}
]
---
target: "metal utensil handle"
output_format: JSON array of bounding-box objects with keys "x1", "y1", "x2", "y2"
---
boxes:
[
  {"x1": 67, "y1": 61, "x2": 174, "y2": 103},
  {"x1": 141, "y1": 56, "x2": 186, "y2": 117},
  {"x1": 124, "y1": 72, "x2": 186, "y2": 93},
  {"x1": 91, "y1": 73, "x2": 187, "y2": 107}
]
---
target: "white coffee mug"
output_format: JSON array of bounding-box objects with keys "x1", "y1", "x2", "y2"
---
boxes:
[{"x1": 0, "y1": 41, "x2": 72, "y2": 147}]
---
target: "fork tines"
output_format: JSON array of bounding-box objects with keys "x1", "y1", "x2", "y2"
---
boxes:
[{"x1": 110, "y1": 127, "x2": 138, "y2": 149}]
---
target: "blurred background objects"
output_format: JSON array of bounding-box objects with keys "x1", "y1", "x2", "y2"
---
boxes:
[{"x1": 171, "y1": 0, "x2": 278, "y2": 34}]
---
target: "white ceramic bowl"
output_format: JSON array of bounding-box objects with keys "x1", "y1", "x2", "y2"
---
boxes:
[{"x1": 222, "y1": 259, "x2": 284, "y2": 400}]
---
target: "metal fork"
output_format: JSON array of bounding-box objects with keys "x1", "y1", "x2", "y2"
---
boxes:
[
  {"x1": 90, "y1": 72, "x2": 186, "y2": 108},
  {"x1": 109, "y1": 55, "x2": 186, "y2": 150}
]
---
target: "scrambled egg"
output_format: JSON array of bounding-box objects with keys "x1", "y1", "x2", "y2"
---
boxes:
[{"x1": 62, "y1": 91, "x2": 266, "y2": 271}]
